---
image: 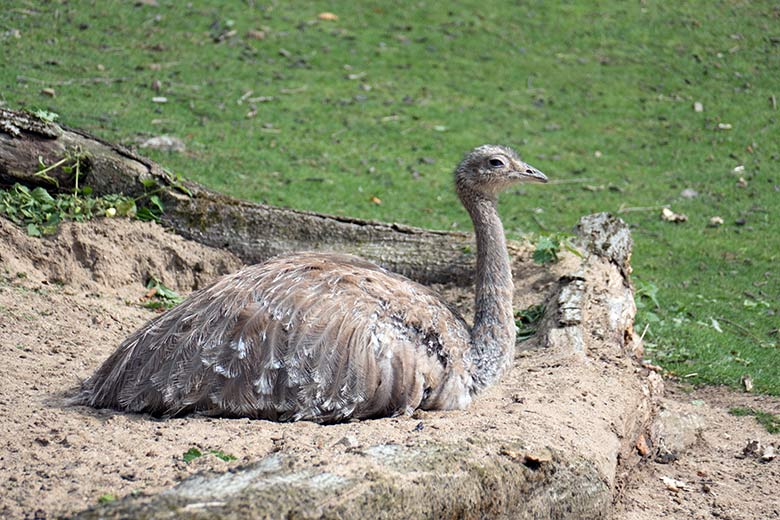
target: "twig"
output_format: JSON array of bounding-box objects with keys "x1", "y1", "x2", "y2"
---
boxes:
[
  {"x1": 531, "y1": 213, "x2": 548, "y2": 231},
  {"x1": 716, "y1": 316, "x2": 766, "y2": 344},
  {"x1": 617, "y1": 204, "x2": 667, "y2": 214},
  {"x1": 16, "y1": 75, "x2": 129, "y2": 86}
]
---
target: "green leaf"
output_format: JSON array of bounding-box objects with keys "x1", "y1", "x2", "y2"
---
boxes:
[
  {"x1": 210, "y1": 450, "x2": 237, "y2": 462},
  {"x1": 26, "y1": 223, "x2": 42, "y2": 237},
  {"x1": 141, "y1": 178, "x2": 158, "y2": 189},
  {"x1": 515, "y1": 304, "x2": 545, "y2": 341},
  {"x1": 31, "y1": 187, "x2": 55, "y2": 204},
  {"x1": 115, "y1": 199, "x2": 137, "y2": 217},
  {"x1": 136, "y1": 206, "x2": 160, "y2": 222},
  {"x1": 532, "y1": 235, "x2": 560, "y2": 265},
  {"x1": 32, "y1": 109, "x2": 59, "y2": 122},
  {"x1": 183, "y1": 447, "x2": 203, "y2": 463},
  {"x1": 149, "y1": 194, "x2": 164, "y2": 212}
]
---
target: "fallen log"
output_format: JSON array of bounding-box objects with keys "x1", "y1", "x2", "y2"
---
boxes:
[{"x1": 1, "y1": 108, "x2": 485, "y2": 285}]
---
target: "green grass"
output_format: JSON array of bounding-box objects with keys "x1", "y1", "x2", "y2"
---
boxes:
[
  {"x1": 1, "y1": 1, "x2": 778, "y2": 393},
  {"x1": 729, "y1": 407, "x2": 780, "y2": 434}
]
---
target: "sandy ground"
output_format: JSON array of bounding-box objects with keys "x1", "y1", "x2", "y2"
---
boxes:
[{"x1": 0, "y1": 217, "x2": 777, "y2": 519}]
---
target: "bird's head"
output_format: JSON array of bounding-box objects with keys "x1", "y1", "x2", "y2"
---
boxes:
[{"x1": 455, "y1": 144, "x2": 547, "y2": 200}]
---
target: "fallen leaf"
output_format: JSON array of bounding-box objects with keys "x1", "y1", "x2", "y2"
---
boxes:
[
  {"x1": 40, "y1": 88, "x2": 55, "y2": 97},
  {"x1": 318, "y1": 12, "x2": 339, "y2": 21},
  {"x1": 741, "y1": 374, "x2": 753, "y2": 392},
  {"x1": 661, "y1": 207, "x2": 688, "y2": 223},
  {"x1": 708, "y1": 216, "x2": 724, "y2": 227},
  {"x1": 246, "y1": 29, "x2": 266, "y2": 40},
  {"x1": 736, "y1": 177, "x2": 748, "y2": 188},
  {"x1": 370, "y1": 196, "x2": 382, "y2": 205},
  {"x1": 635, "y1": 433, "x2": 651, "y2": 457},
  {"x1": 717, "y1": 123, "x2": 732, "y2": 130},
  {"x1": 710, "y1": 318, "x2": 722, "y2": 333},
  {"x1": 661, "y1": 476, "x2": 689, "y2": 492},
  {"x1": 693, "y1": 101, "x2": 704, "y2": 112}
]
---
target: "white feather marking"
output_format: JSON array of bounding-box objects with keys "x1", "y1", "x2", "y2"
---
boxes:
[{"x1": 232, "y1": 337, "x2": 247, "y2": 359}]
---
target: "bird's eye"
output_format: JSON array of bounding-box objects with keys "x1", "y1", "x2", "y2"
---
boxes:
[{"x1": 488, "y1": 158, "x2": 505, "y2": 168}]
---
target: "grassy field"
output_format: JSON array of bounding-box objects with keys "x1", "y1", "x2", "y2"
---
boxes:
[{"x1": 1, "y1": 1, "x2": 778, "y2": 393}]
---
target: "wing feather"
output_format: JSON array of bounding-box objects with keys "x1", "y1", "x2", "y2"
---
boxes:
[{"x1": 75, "y1": 252, "x2": 472, "y2": 422}]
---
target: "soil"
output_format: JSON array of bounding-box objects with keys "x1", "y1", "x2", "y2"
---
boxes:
[{"x1": 0, "y1": 216, "x2": 777, "y2": 519}]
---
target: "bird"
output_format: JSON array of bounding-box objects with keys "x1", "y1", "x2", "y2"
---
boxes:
[{"x1": 74, "y1": 145, "x2": 548, "y2": 423}]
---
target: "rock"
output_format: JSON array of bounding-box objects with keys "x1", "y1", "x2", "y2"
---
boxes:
[
  {"x1": 760, "y1": 445, "x2": 776, "y2": 463},
  {"x1": 651, "y1": 408, "x2": 705, "y2": 463},
  {"x1": 139, "y1": 135, "x2": 186, "y2": 153},
  {"x1": 334, "y1": 435, "x2": 359, "y2": 450}
]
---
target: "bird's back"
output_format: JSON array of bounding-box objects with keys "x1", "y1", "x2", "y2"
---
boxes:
[{"x1": 76, "y1": 252, "x2": 473, "y2": 422}]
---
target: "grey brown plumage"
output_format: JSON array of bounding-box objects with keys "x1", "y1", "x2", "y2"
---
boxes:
[{"x1": 75, "y1": 145, "x2": 547, "y2": 422}]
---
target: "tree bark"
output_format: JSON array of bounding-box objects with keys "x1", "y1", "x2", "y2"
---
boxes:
[{"x1": 0, "y1": 108, "x2": 484, "y2": 285}]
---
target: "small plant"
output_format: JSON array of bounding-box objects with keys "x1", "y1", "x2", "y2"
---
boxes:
[
  {"x1": 729, "y1": 407, "x2": 780, "y2": 434},
  {"x1": 97, "y1": 493, "x2": 116, "y2": 504},
  {"x1": 183, "y1": 447, "x2": 237, "y2": 463},
  {"x1": 31, "y1": 108, "x2": 59, "y2": 123},
  {"x1": 0, "y1": 183, "x2": 138, "y2": 236},
  {"x1": 0, "y1": 146, "x2": 186, "y2": 236},
  {"x1": 532, "y1": 233, "x2": 581, "y2": 265},
  {"x1": 142, "y1": 277, "x2": 183, "y2": 310},
  {"x1": 210, "y1": 449, "x2": 238, "y2": 462},
  {"x1": 515, "y1": 304, "x2": 545, "y2": 341},
  {"x1": 182, "y1": 447, "x2": 203, "y2": 463}
]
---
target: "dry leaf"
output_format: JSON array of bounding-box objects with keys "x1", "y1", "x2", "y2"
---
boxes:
[
  {"x1": 318, "y1": 12, "x2": 339, "y2": 21},
  {"x1": 246, "y1": 29, "x2": 266, "y2": 40},
  {"x1": 693, "y1": 101, "x2": 704, "y2": 112},
  {"x1": 661, "y1": 476, "x2": 689, "y2": 492},
  {"x1": 40, "y1": 88, "x2": 55, "y2": 97},
  {"x1": 708, "y1": 216, "x2": 724, "y2": 227},
  {"x1": 741, "y1": 374, "x2": 753, "y2": 392},
  {"x1": 370, "y1": 196, "x2": 382, "y2": 205},
  {"x1": 736, "y1": 177, "x2": 748, "y2": 188},
  {"x1": 635, "y1": 433, "x2": 651, "y2": 457},
  {"x1": 717, "y1": 123, "x2": 732, "y2": 130},
  {"x1": 661, "y1": 207, "x2": 688, "y2": 223}
]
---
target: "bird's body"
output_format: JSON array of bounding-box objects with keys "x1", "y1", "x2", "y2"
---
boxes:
[{"x1": 76, "y1": 145, "x2": 547, "y2": 422}]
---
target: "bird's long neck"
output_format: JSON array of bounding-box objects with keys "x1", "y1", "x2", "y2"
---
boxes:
[{"x1": 463, "y1": 191, "x2": 516, "y2": 392}]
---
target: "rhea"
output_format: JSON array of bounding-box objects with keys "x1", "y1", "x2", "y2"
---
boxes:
[{"x1": 75, "y1": 145, "x2": 547, "y2": 422}]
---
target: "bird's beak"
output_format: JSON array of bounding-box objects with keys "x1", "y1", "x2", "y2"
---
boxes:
[{"x1": 514, "y1": 163, "x2": 548, "y2": 183}]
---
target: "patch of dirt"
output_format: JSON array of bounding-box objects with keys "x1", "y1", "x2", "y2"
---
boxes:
[
  {"x1": 615, "y1": 383, "x2": 780, "y2": 519},
  {"x1": 0, "y1": 216, "x2": 777, "y2": 519}
]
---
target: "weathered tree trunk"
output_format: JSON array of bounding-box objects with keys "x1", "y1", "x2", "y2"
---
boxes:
[{"x1": 0, "y1": 108, "x2": 486, "y2": 285}]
